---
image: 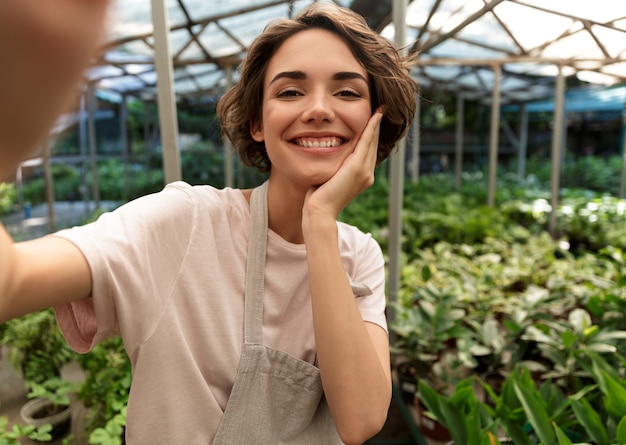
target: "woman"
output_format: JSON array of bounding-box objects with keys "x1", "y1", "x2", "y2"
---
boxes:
[{"x1": 0, "y1": 2, "x2": 417, "y2": 443}]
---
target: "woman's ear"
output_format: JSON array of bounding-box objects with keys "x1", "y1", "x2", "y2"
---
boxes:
[{"x1": 250, "y1": 120, "x2": 264, "y2": 142}]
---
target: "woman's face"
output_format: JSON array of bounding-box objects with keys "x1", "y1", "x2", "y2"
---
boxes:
[{"x1": 252, "y1": 28, "x2": 372, "y2": 190}]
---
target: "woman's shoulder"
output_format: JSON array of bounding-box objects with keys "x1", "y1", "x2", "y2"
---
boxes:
[
  {"x1": 163, "y1": 182, "x2": 248, "y2": 213},
  {"x1": 336, "y1": 221, "x2": 381, "y2": 255}
]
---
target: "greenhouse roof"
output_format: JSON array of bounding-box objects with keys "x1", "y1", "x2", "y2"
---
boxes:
[
  {"x1": 502, "y1": 84, "x2": 626, "y2": 114},
  {"x1": 89, "y1": 0, "x2": 626, "y2": 107}
]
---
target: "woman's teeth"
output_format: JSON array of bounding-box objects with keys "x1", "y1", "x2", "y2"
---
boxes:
[{"x1": 294, "y1": 137, "x2": 343, "y2": 148}]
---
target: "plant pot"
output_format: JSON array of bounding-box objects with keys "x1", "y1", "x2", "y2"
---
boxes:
[
  {"x1": 414, "y1": 396, "x2": 451, "y2": 441},
  {"x1": 20, "y1": 398, "x2": 72, "y2": 441}
]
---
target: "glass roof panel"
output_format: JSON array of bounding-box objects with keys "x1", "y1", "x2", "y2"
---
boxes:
[
  {"x1": 490, "y1": 2, "x2": 576, "y2": 52},
  {"x1": 429, "y1": 37, "x2": 511, "y2": 59},
  {"x1": 521, "y1": 0, "x2": 626, "y2": 24},
  {"x1": 542, "y1": 29, "x2": 608, "y2": 60},
  {"x1": 97, "y1": 0, "x2": 626, "y2": 107},
  {"x1": 456, "y1": 14, "x2": 519, "y2": 54},
  {"x1": 591, "y1": 26, "x2": 626, "y2": 60}
]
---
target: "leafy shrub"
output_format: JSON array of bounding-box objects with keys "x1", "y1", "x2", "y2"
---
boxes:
[{"x1": 0, "y1": 182, "x2": 17, "y2": 215}]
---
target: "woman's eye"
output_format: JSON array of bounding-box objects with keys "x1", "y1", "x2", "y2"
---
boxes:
[
  {"x1": 337, "y1": 89, "x2": 362, "y2": 98},
  {"x1": 277, "y1": 89, "x2": 301, "y2": 97}
]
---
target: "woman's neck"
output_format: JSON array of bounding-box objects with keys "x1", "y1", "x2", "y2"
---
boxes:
[
  {"x1": 242, "y1": 180, "x2": 307, "y2": 245},
  {"x1": 267, "y1": 181, "x2": 306, "y2": 244}
]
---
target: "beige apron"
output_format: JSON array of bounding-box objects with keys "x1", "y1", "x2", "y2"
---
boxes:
[{"x1": 212, "y1": 181, "x2": 344, "y2": 444}]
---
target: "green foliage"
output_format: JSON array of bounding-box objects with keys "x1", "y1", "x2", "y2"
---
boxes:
[
  {"x1": 76, "y1": 337, "x2": 131, "y2": 440},
  {"x1": 0, "y1": 416, "x2": 52, "y2": 444},
  {"x1": 26, "y1": 377, "x2": 77, "y2": 407},
  {"x1": 390, "y1": 284, "x2": 471, "y2": 387},
  {"x1": 526, "y1": 154, "x2": 624, "y2": 196},
  {"x1": 418, "y1": 377, "x2": 505, "y2": 445},
  {"x1": 341, "y1": 164, "x2": 624, "y2": 262},
  {"x1": 419, "y1": 360, "x2": 626, "y2": 445},
  {"x1": 0, "y1": 183, "x2": 17, "y2": 215},
  {"x1": 88, "y1": 406, "x2": 127, "y2": 445},
  {"x1": 20, "y1": 163, "x2": 82, "y2": 205},
  {"x1": 0, "y1": 309, "x2": 77, "y2": 384}
]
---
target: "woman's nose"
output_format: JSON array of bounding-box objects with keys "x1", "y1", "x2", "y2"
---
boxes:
[{"x1": 301, "y1": 93, "x2": 335, "y2": 123}]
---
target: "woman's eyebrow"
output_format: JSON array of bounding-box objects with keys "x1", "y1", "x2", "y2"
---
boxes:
[
  {"x1": 269, "y1": 70, "x2": 368, "y2": 85},
  {"x1": 269, "y1": 70, "x2": 306, "y2": 85},
  {"x1": 332, "y1": 71, "x2": 368, "y2": 84}
]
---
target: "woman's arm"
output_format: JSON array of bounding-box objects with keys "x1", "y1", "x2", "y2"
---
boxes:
[
  {"x1": 0, "y1": 1, "x2": 110, "y2": 322},
  {"x1": 302, "y1": 110, "x2": 391, "y2": 445},
  {"x1": 0, "y1": 227, "x2": 92, "y2": 323}
]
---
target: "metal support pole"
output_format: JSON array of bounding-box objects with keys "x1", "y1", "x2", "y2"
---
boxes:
[
  {"x1": 79, "y1": 93, "x2": 91, "y2": 214},
  {"x1": 517, "y1": 103, "x2": 529, "y2": 184},
  {"x1": 151, "y1": 0, "x2": 182, "y2": 184},
  {"x1": 388, "y1": 0, "x2": 408, "y2": 323},
  {"x1": 120, "y1": 94, "x2": 130, "y2": 199},
  {"x1": 487, "y1": 64, "x2": 501, "y2": 207},
  {"x1": 410, "y1": 94, "x2": 421, "y2": 183},
  {"x1": 87, "y1": 85, "x2": 101, "y2": 210},
  {"x1": 455, "y1": 94, "x2": 464, "y2": 189},
  {"x1": 43, "y1": 138, "x2": 55, "y2": 232},
  {"x1": 549, "y1": 67, "x2": 566, "y2": 237},
  {"x1": 619, "y1": 110, "x2": 626, "y2": 199},
  {"x1": 223, "y1": 66, "x2": 234, "y2": 188}
]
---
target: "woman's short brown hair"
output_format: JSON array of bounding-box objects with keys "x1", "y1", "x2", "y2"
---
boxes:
[{"x1": 216, "y1": 2, "x2": 418, "y2": 172}]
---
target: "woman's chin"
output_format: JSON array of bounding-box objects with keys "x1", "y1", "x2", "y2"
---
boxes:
[{"x1": 306, "y1": 172, "x2": 336, "y2": 188}]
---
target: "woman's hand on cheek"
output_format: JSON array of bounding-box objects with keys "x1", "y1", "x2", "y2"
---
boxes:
[{"x1": 303, "y1": 106, "x2": 384, "y2": 224}]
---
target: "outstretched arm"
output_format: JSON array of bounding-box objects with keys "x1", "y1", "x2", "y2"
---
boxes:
[
  {"x1": 302, "y1": 109, "x2": 391, "y2": 445},
  {"x1": 0, "y1": 226, "x2": 92, "y2": 323},
  {"x1": 0, "y1": 0, "x2": 109, "y2": 321}
]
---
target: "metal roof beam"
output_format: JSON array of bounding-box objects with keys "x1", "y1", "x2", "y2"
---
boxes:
[{"x1": 415, "y1": 0, "x2": 507, "y2": 53}]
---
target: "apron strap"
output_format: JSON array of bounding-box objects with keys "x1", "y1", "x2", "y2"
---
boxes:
[{"x1": 244, "y1": 180, "x2": 269, "y2": 344}]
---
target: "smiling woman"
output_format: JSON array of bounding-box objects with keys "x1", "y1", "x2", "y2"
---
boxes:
[
  {"x1": 1, "y1": 2, "x2": 418, "y2": 444},
  {"x1": 218, "y1": 2, "x2": 418, "y2": 173}
]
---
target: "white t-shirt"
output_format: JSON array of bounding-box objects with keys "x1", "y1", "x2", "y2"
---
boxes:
[{"x1": 53, "y1": 182, "x2": 387, "y2": 444}]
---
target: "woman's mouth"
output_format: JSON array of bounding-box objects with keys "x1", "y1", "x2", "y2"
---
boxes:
[{"x1": 292, "y1": 137, "x2": 345, "y2": 150}]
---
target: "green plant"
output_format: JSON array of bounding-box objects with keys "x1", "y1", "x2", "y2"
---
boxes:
[
  {"x1": 418, "y1": 376, "x2": 506, "y2": 444},
  {"x1": 76, "y1": 337, "x2": 131, "y2": 442},
  {"x1": 420, "y1": 364, "x2": 626, "y2": 445},
  {"x1": 26, "y1": 377, "x2": 77, "y2": 408},
  {"x1": 0, "y1": 415, "x2": 52, "y2": 445},
  {"x1": 88, "y1": 406, "x2": 127, "y2": 445},
  {"x1": 0, "y1": 182, "x2": 17, "y2": 215},
  {"x1": 390, "y1": 283, "x2": 471, "y2": 390},
  {"x1": 0, "y1": 309, "x2": 77, "y2": 384}
]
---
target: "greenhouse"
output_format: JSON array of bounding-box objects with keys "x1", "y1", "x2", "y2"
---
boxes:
[{"x1": 1, "y1": 0, "x2": 625, "y2": 444}]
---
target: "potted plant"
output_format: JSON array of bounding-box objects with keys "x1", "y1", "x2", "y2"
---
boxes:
[{"x1": 20, "y1": 377, "x2": 76, "y2": 442}]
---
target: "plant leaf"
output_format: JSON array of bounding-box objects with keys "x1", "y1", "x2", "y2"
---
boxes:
[
  {"x1": 616, "y1": 415, "x2": 626, "y2": 445},
  {"x1": 570, "y1": 397, "x2": 609, "y2": 445},
  {"x1": 513, "y1": 376, "x2": 556, "y2": 445},
  {"x1": 552, "y1": 421, "x2": 574, "y2": 445}
]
